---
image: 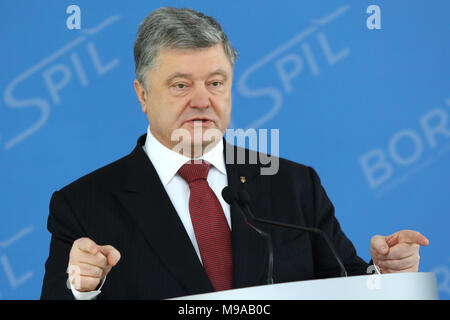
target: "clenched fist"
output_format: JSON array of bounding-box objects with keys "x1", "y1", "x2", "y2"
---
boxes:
[{"x1": 68, "y1": 237, "x2": 121, "y2": 292}]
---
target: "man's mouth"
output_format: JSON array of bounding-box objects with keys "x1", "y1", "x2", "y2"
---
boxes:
[{"x1": 184, "y1": 118, "x2": 214, "y2": 126}]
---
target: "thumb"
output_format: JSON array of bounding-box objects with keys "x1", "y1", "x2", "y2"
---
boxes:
[
  {"x1": 99, "y1": 245, "x2": 121, "y2": 266},
  {"x1": 370, "y1": 235, "x2": 390, "y2": 255}
]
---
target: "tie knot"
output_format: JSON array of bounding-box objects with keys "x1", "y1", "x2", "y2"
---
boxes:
[{"x1": 178, "y1": 160, "x2": 211, "y2": 184}]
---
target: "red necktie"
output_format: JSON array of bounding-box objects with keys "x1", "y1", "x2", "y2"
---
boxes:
[{"x1": 178, "y1": 160, "x2": 233, "y2": 291}]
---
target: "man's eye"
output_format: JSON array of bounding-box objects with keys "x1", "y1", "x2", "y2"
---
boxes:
[
  {"x1": 210, "y1": 81, "x2": 222, "y2": 87},
  {"x1": 174, "y1": 83, "x2": 186, "y2": 89}
]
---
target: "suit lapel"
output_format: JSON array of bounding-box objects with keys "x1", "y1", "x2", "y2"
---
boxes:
[
  {"x1": 114, "y1": 135, "x2": 213, "y2": 295},
  {"x1": 225, "y1": 142, "x2": 271, "y2": 289}
]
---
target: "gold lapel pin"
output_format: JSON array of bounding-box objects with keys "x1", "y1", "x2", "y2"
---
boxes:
[{"x1": 240, "y1": 176, "x2": 246, "y2": 184}]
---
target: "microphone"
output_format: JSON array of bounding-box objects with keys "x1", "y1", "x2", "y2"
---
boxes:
[
  {"x1": 236, "y1": 188, "x2": 348, "y2": 278},
  {"x1": 222, "y1": 187, "x2": 274, "y2": 285}
]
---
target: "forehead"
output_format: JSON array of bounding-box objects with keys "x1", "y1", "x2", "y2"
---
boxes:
[{"x1": 153, "y1": 44, "x2": 233, "y2": 76}]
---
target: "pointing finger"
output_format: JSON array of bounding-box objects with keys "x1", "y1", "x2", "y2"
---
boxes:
[
  {"x1": 99, "y1": 245, "x2": 121, "y2": 266},
  {"x1": 397, "y1": 230, "x2": 429, "y2": 246},
  {"x1": 386, "y1": 233, "x2": 399, "y2": 247},
  {"x1": 76, "y1": 238, "x2": 99, "y2": 255}
]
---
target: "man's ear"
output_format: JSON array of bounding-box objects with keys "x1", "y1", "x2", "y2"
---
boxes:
[{"x1": 133, "y1": 79, "x2": 148, "y2": 113}]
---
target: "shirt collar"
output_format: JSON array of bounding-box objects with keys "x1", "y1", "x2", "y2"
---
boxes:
[{"x1": 143, "y1": 126, "x2": 226, "y2": 186}]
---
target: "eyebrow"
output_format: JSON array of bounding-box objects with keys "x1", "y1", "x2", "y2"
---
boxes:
[{"x1": 164, "y1": 69, "x2": 228, "y2": 85}]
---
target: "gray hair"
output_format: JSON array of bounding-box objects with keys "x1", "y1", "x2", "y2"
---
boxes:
[{"x1": 134, "y1": 7, "x2": 238, "y2": 91}]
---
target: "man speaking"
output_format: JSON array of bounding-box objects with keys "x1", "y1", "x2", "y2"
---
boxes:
[{"x1": 40, "y1": 7, "x2": 429, "y2": 300}]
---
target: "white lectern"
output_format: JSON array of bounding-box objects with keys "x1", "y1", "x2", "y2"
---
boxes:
[{"x1": 172, "y1": 272, "x2": 439, "y2": 300}]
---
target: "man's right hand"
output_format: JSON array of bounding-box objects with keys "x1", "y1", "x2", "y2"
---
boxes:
[{"x1": 68, "y1": 237, "x2": 121, "y2": 292}]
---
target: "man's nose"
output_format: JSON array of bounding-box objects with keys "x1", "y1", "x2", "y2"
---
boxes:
[{"x1": 189, "y1": 85, "x2": 211, "y2": 109}]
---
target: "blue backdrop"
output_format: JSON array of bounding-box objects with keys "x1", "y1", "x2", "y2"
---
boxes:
[{"x1": 1, "y1": 0, "x2": 449, "y2": 299}]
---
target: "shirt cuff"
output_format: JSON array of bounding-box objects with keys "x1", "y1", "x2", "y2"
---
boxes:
[{"x1": 70, "y1": 276, "x2": 106, "y2": 300}]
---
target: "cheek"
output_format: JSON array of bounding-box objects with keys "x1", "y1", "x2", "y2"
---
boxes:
[
  {"x1": 161, "y1": 98, "x2": 191, "y2": 129},
  {"x1": 173, "y1": 98, "x2": 190, "y2": 117},
  {"x1": 154, "y1": 92, "x2": 182, "y2": 117},
  {"x1": 148, "y1": 102, "x2": 170, "y2": 130},
  {"x1": 217, "y1": 95, "x2": 232, "y2": 119}
]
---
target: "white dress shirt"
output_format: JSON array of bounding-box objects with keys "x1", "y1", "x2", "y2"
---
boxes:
[{"x1": 71, "y1": 126, "x2": 230, "y2": 299}]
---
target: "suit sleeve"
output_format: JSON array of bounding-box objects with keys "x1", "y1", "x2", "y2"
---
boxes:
[
  {"x1": 40, "y1": 191, "x2": 87, "y2": 300},
  {"x1": 307, "y1": 167, "x2": 370, "y2": 278}
]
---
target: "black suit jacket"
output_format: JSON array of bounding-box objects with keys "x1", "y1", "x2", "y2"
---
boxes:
[{"x1": 41, "y1": 134, "x2": 370, "y2": 299}]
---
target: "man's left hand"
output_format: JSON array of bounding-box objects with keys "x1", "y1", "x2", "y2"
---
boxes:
[{"x1": 370, "y1": 230, "x2": 429, "y2": 273}]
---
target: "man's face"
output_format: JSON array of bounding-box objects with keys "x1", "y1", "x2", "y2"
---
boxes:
[{"x1": 134, "y1": 43, "x2": 233, "y2": 155}]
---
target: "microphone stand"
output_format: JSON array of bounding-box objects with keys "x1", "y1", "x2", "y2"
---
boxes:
[{"x1": 238, "y1": 190, "x2": 348, "y2": 278}]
